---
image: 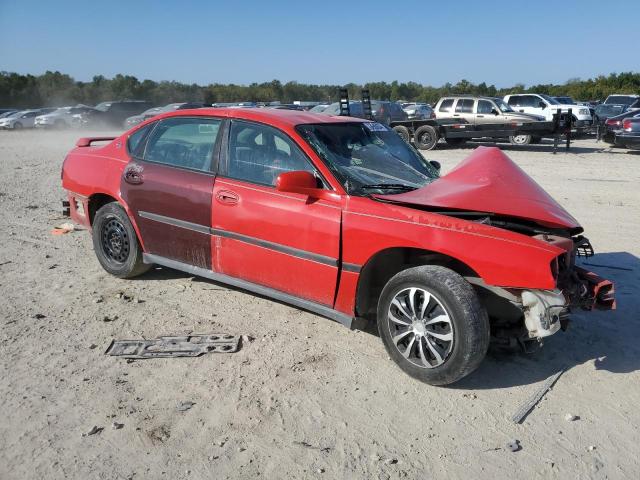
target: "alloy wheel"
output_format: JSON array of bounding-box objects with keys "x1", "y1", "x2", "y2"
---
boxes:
[{"x1": 387, "y1": 287, "x2": 454, "y2": 368}]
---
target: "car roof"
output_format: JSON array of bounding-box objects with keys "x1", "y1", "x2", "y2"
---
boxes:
[{"x1": 153, "y1": 107, "x2": 368, "y2": 128}]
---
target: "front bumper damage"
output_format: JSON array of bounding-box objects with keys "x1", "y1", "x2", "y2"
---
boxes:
[{"x1": 519, "y1": 266, "x2": 615, "y2": 339}]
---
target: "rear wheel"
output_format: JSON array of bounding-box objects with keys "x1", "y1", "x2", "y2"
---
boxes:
[
  {"x1": 392, "y1": 125, "x2": 410, "y2": 143},
  {"x1": 13, "y1": 122, "x2": 23, "y2": 130},
  {"x1": 92, "y1": 202, "x2": 150, "y2": 278},
  {"x1": 377, "y1": 265, "x2": 489, "y2": 385},
  {"x1": 509, "y1": 134, "x2": 532, "y2": 145},
  {"x1": 413, "y1": 125, "x2": 439, "y2": 150}
]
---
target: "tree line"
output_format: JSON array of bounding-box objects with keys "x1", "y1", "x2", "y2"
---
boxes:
[{"x1": 1, "y1": 70, "x2": 639, "y2": 109}]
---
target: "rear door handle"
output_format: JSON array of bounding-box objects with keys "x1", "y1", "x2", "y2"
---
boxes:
[
  {"x1": 477, "y1": 115, "x2": 484, "y2": 118},
  {"x1": 216, "y1": 190, "x2": 239, "y2": 205}
]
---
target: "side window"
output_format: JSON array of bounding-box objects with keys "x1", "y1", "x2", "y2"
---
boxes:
[
  {"x1": 477, "y1": 100, "x2": 494, "y2": 114},
  {"x1": 127, "y1": 123, "x2": 154, "y2": 155},
  {"x1": 439, "y1": 99, "x2": 454, "y2": 113},
  {"x1": 455, "y1": 99, "x2": 474, "y2": 113},
  {"x1": 507, "y1": 96, "x2": 520, "y2": 106},
  {"x1": 227, "y1": 121, "x2": 315, "y2": 187},
  {"x1": 143, "y1": 117, "x2": 221, "y2": 172},
  {"x1": 522, "y1": 95, "x2": 538, "y2": 108}
]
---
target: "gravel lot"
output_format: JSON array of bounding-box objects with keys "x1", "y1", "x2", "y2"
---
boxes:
[{"x1": 1, "y1": 130, "x2": 639, "y2": 479}]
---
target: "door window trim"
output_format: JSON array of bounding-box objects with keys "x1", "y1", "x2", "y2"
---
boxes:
[
  {"x1": 218, "y1": 118, "x2": 329, "y2": 189},
  {"x1": 131, "y1": 116, "x2": 224, "y2": 175}
]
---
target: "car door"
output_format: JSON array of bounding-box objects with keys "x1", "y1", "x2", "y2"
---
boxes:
[
  {"x1": 453, "y1": 98, "x2": 475, "y2": 124},
  {"x1": 121, "y1": 116, "x2": 223, "y2": 270},
  {"x1": 474, "y1": 99, "x2": 503, "y2": 129},
  {"x1": 212, "y1": 119, "x2": 341, "y2": 306}
]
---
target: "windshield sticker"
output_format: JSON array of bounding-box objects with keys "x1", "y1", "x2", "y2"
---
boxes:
[{"x1": 364, "y1": 122, "x2": 388, "y2": 132}]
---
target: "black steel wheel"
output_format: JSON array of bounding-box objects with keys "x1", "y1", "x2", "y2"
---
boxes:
[
  {"x1": 92, "y1": 202, "x2": 150, "y2": 278},
  {"x1": 413, "y1": 125, "x2": 439, "y2": 150}
]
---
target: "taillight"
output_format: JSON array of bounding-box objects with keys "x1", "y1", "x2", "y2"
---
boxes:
[
  {"x1": 605, "y1": 118, "x2": 621, "y2": 127},
  {"x1": 623, "y1": 119, "x2": 632, "y2": 131}
]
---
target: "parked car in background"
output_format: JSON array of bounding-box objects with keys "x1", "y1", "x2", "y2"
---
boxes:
[
  {"x1": 614, "y1": 117, "x2": 640, "y2": 150},
  {"x1": 124, "y1": 102, "x2": 208, "y2": 129},
  {"x1": 402, "y1": 103, "x2": 435, "y2": 120},
  {"x1": 434, "y1": 96, "x2": 546, "y2": 145},
  {"x1": 601, "y1": 110, "x2": 640, "y2": 144},
  {"x1": 0, "y1": 108, "x2": 56, "y2": 129},
  {"x1": 35, "y1": 105, "x2": 95, "y2": 129},
  {"x1": 0, "y1": 109, "x2": 18, "y2": 118},
  {"x1": 554, "y1": 96, "x2": 575, "y2": 105},
  {"x1": 73, "y1": 100, "x2": 153, "y2": 128},
  {"x1": 603, "y1": 94, "x2": 640, "y2": 106},
  {"x1": 267, "y1": 104, "x2": 306, "y2": 111},
  {"x1": 320, "y1": 101, "x2": 365, "y2": 118},
  {"x1": 309, "y1": 104, "x2": 330, "y2": 113},
  {"x1": 61, "y1": 108, "x2": 614, "y2": 385},
  {"x1": 504, "y1": 93, "x2": 594, "y2": 134},
  {"x1": 370, "y1": 101, "x2": 408, "y2": 124}
]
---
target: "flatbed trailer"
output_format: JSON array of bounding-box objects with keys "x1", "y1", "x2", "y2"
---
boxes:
[{"x1": 389, "y1": 117, "x2": 566, "y2": 150}]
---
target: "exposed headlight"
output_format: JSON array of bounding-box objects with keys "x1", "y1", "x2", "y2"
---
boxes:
[{"x1": 579, "y1": 108, "x2": 589, "y2": 115}]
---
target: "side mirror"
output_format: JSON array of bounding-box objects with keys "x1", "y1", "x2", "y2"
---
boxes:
[
  {"x1": 539, "y1": 101, "x2": 547, "y2": 109},
  {"x1": 276, "y1": 171, "x2": 338, "y2": 201},
  {"x1": 429, "y1": 160, "x2": 441, "y2": 172},
  {"x1": 491, "y1": 108, "x2": 499, "y2": 115}
]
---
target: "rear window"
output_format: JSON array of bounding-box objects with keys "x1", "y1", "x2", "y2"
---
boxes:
[
  {"x1": 439, "y1": 99, "x2": 454, "y2": 113},
  {"x1": 605, "y1": 95, "x2": 638, "y2": 106},
  {"x1": 455, "y1": 99, "x2": 474, "y2": 113}
]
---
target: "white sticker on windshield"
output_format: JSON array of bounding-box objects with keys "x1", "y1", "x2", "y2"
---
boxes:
[{"x1": 363, "y1": 122, "x2": 388, "y2": 132}]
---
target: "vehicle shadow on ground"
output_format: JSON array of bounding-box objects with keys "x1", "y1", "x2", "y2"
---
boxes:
[
  {"x1": 451, "y1": 251, "x2": 640, "y2": 390},
  {"x1": 135, "y1": 252, "x2": 639, "y2": 390}
]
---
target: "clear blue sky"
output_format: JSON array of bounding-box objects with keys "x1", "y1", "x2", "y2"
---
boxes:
[{"x1": 0, "y1": 0, "x2": 637, "y2": 87}]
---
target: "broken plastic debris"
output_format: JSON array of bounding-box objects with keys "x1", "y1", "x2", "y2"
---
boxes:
[
  {"x1": 177, "y1": 401, "x2": 195, "y2": 412},
  {"x1": 511, "y1": 368, "x2": 565, "y2": 424},
  {"x1": 51, "y1": 222, "x2": 75, "y2": 235},
  {"x1": 83, "y1": 426, "x2": 104, "y2": 437},
  {"x1": 506, "y1": 439, "x2": 521, "y2": 452},
  {"x1": 105, "y1": 334, "x2": 240, "y2": 359}
]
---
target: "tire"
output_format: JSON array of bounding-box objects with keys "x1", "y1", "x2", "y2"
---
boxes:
[
  {"x1": 54, "y1": 119, "x2": 67, "y2": 129},
  {"x1": 377, "y1": 265, "x2": 489, "y2": 386},
  {"x1": 13, "y1": 122, "x2": 23, "y2": 130},
  {"x1": 92, "y1": 202, "x2": 150, "y2": 278},
  {"x1": 445, "y1": 138, "x2": 467, "y2": 147},
  {"x1": 413, "y1": 125, "x2": 439, "y2": 150},
  {"x1": 509, "y1": 134, "x2": 532, "y2": 145},
  {"x1": 392, "y1": 125, "x2": 410, "y2": 143}
]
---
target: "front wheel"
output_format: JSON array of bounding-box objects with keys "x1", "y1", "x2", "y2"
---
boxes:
[
  {"x1": 377, "y1": 265, "x2": 489, "y2": 385},
  {"x1": 92, "y1": 202, "x2": 150, "y2": 278},
  {"x1": 392, "y1": 125, "x2": 410, "y2": 143}
]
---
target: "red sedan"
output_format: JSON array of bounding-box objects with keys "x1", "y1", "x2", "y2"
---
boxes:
[{"x1": 61, "y1": 108, "x2": 614, "y2": 385}]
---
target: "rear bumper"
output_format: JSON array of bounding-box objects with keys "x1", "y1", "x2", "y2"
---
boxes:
[{"x1": 615, "y1": 132, "x2": 640, "y2": 149}]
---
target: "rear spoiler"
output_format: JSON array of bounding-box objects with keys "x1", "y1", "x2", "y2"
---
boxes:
[{"x1": 76, "y1": 137, "x2": 117, "y2": 147}]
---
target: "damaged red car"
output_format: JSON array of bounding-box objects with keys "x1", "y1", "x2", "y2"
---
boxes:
[{"x1": 61, "y1": 108, "x2": 615, "y2": 385}]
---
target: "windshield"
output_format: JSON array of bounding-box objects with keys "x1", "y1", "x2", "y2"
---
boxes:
[
  {"x1": 94, "y1": 102, "x2": 111, "y2": 112},
  {"x1": 493, "y1": 98, "x2": 514, "y2": 113},
  {"x1": 555, "y1": 97, "x2": 574, "y2": 104},
  {"x1": 4, "y1": 111, "x2": 22, "y2": 118},
  {"x1": 540, "y1": 94, "x2": 561, "y2": 105},
  {"x1": 296, "y1": 122, "x2": 439, "y2": 195}
]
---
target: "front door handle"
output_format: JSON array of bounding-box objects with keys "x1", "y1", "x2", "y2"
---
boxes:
[
  {"x1": 216, "y1": 190, "x2": 239, "y2": 205},
  {"x1": 123, "y1": 163, "x2": 144, "y2": 185},
  {"x1": 477, "y1": 115, "x2": 484, "y2": 118}
]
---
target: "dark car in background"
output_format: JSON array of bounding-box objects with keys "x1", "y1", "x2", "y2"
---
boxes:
[
  {"x1": 614, "y1": 117, "x2": 640, "y2": 150},
  {"x1": 601, "y1": 109, "x2": 640, "y2": 144},
  {"x1": 73, "y1": 100, "x2": 153, "y2": 128},
  {"x1": 370, "y1": 100, "x2": 408, "y2": 124},
  {"x1": 603, "y1": 94, "x2": 640, "y2": 106}
]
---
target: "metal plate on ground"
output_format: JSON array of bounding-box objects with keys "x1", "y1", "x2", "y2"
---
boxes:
[{"x1": 105, "y1": 334, "x2": 240, "y2": 359}]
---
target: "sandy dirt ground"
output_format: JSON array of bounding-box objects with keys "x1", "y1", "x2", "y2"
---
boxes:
[{"x1": 1, "y1": 130, "x2": 639, "y2": 480}]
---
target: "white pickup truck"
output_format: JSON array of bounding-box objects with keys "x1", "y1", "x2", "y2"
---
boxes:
[{"x1": 503, "y1": 93, "x2": 593, "y2": 134}]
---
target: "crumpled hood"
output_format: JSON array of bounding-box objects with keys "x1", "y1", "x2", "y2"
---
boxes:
[{"x1": 374, "y1": 146, "x2": 581, "y2": 230}]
